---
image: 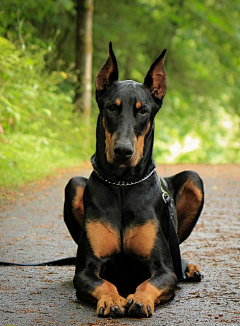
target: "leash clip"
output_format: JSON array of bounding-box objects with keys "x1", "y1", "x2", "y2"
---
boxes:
[
  {"x1": 162, "y1": 189, "x2": 170, "y2": 204},
  {"x1": 160, "y1": 178, "x2": 171, "y2": 204}
]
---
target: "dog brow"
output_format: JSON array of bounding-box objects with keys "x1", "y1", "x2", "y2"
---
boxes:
[
  {"x1": 136, "y1": 101, "x2": 142, "y2": 109},
  {"x1": 115, "y1": 99, "x2": 121, "y2": 106}
]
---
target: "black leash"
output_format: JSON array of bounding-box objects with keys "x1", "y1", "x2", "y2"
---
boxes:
[
  {"x1": 160, "y1": 178, "x2": 185, "y2": 281},
  {"x1": 0, "y1": 257, "x2": 76, "y2": 266}
]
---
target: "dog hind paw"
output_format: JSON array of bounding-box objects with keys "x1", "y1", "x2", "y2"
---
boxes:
[{"x1": 185, "y1": 263, "x2": 203, "y2": 282}]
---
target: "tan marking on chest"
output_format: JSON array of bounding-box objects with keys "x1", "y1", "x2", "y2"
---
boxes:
[
  {"x1": 72, "y1": 186, "x2": 85, "y2": 227},
  {"x1": 123, "y1": 221, "x2": 158, "y2": 258},
  {"x1": 86, "y1": 221, "x2": 121, "y2": 258}
]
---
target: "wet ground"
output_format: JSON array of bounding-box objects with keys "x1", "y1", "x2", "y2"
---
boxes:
[{"x1": 0, "y1": 164, "x2": 239, "y2": 326}]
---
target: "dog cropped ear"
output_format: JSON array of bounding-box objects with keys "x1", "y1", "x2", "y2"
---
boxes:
[
  {"x1": 144, "y1": 49, "x2": 167, "y2": 105},
  {"x1": 96, "y1": 42, "x2": 119, "y2": 98}
]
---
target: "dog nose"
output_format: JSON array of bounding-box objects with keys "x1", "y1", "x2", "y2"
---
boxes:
[{"x1": 114, "y1": 143, "x2": 133, "y2": 161}]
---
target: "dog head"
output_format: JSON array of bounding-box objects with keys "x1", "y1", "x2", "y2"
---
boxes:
[{"x1": 95, "y1": 43, "x2": 167, "y2": 167}]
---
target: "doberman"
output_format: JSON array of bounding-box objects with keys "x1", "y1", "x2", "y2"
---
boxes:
[{"x1": 64, "y1": 43, "x2": 204, "y2": 318}]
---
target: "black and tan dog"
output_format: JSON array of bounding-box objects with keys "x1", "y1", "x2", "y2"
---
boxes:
[{"x1": 64, "y1": 43, "x2": 204, "y2": 318}]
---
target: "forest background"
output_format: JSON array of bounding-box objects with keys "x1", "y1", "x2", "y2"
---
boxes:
[{"x1": 0, "y1": 0, "x2": 239, "y2": 189}]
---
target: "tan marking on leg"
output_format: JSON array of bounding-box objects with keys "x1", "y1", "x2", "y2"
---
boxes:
[
  {"x1": 126, "y1": 280, "x2": 175, "y2": 317},
  {"x1": 86, "y1": 221, "x2": 120, "y2": 258},
  {"x1": 176, "y1": 180, "x2": 203, "y2": 241},
  {"x1": 124, "y1": 221, "x2": 158, "y2": 258},
  {"x1": 72, "y1": 186, "x2": 85, "y2": 227},
  {"x1": 92, "y1": 281, "x2": 126, "y2": 316},
  {"x1": 137, "y1": 280, "x2": 175, "y2": 304},
  {"x1": 186, "y1": 263, "x2": 202, "y2": 279}
]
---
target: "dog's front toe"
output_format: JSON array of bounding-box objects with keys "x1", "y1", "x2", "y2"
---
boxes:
[
  {"x1": 96, "y1": 294, "x2": 126, "y2": 318},
  {"x1": 125, "y1": 294, "x2": 154, "y2": 318}
]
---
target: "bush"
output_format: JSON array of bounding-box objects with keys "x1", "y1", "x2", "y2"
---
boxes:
[{"x1": 0, "y1": 37, "x2": 95, "y2": 188}]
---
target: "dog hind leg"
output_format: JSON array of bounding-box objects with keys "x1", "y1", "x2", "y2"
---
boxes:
[
  {"x1": 165, "y1": 171, "x2": 204, "y2": 281},
  {"x1": 64, "y1": 176, "x2": 88, "y2": 244}
]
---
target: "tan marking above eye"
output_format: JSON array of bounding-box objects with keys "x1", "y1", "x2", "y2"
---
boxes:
[
  {"x1": 136, "y1": 101, "x2": 142, "y2": 109},
  {"x1": 115, "y1": 99, "x2": 121, "y2": 106}
]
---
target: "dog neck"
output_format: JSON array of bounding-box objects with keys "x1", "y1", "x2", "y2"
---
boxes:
[{"x1": 91, "y1": 115, "x2": 156, "y2": 184}]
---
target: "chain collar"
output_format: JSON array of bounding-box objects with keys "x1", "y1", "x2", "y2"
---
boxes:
[{"x1": 93, "y1": 168, "x2": 156, "y2": 186}]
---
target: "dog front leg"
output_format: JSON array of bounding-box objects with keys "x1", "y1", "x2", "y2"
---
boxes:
[
  {"x1": 123, "y1": 220, "x2": 177, "y2": 317},
  {"x1": 74, "y1": 265, "x2": 126, "y2": 317},
  {"x1": 125, "y1": 271, "x2": 176, "y2": 318},
  {"x1": 74, "y1": 220, "x2": 126, "y2": 318}
]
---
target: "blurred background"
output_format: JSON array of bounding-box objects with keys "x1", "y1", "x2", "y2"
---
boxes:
[{"x1": 0, "y1": 0, "x2": 239, "y2": 189}]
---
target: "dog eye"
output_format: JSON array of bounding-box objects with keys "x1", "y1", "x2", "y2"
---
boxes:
[
  {"x1": 107, "y1": 105, "x2": 116, "y2": 112},
  {"x1": 138, "y1": 108, "x2": 148, "y2": 115}
]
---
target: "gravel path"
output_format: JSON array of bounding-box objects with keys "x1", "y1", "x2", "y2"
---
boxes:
[{"x1": 0, "y1": 164, "x2": 239, "y2": 326}]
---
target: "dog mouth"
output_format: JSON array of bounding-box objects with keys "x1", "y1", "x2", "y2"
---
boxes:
[{"x1": 113, "y1": 158, "x2": 134, "y2": 168}]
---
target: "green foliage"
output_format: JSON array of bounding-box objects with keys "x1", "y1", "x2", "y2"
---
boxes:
[
  {"x1": 93, "y1": 0, "x2": 240, "y2": 164},
  {"x1": 0, "y1": 1, "x2": 239, "y2": 190},
  {"x1": 154, "y1": 100, "x2": 239, "y2": 164},
  {"x1": 0, "y1": 37, "x2": 95, "y2": 188}
]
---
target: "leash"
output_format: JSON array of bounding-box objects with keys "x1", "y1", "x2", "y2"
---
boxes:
[
  {"x1": 160, "y1": 178, "x2": 185, "y2": 281},
  {"x1": 0, "y1": 257, "x2": 76, "y2": 266}
]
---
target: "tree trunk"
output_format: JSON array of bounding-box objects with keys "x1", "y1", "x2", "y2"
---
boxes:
[{"x1": 75, "y1": 0, "x2": 93, "y2": 120}]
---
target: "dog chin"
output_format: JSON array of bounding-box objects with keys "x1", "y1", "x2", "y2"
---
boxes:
[
  {"x1": 110, "y1": 161, "x2": 130, "y2": 168},
  {"x1": 110, "y1": 158, "x2": 142, "y2": 169}
]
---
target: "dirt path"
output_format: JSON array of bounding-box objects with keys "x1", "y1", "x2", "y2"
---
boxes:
[{"x1": 0, "y1": 164, "x2": 239, "y2": 326}]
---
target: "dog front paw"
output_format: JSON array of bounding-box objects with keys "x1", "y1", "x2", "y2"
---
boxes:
[
  {"x1": 97, "y1": 294, "x2": 126, "y2": 318},
  {"x1": 125, "y1": 294, "x2": 154, "y2": 318}
]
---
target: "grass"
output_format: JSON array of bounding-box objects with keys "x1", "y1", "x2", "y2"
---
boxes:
[{"x1": 1, "y1": 134, "x2": 89, "y2": 188}]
